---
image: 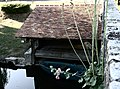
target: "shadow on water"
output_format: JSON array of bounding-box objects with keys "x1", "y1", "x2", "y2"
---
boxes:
[{"x1": 32, "y1": 61, "x2": 90, "y2": 89}]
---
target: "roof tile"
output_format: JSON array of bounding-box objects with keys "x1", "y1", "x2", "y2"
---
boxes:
[{"x1": 16, "y1": 4, "x2": 102, "y2": 40}]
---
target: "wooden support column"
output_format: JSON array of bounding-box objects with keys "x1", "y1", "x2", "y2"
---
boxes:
[
  {"x1": 105, "y1": 0, "x2": 120, "y2": 88},
  {"x1": 118, "y1": 0, "x2": 120, "y2": 5},
  {"x1": 31, "y1": 39, "x2": 36, "y2": 65}
]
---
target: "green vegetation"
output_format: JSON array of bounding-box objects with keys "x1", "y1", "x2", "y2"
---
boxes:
[
  {"x1": 0, "y1": 3, "x2": 31, "y2": 59},
  {"x1": 78, "y1": 62, "x2": 104, "y2": 89},
  {"x1": 0, "y1": 26, "x2": 29, "y2": 58},
  {"x1": 1, "y1": 4, "x2": 31, "y2": 14}
]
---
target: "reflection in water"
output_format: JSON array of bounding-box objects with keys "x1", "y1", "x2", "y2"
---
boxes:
[
  {"x1": 0, "y1": 62, "x2": 86, "y2": 89},
  {"x1": 5, "y1": 69, "x2": 35, "y2": 89},
  {"x1": 34, "y1": 61, "x2": 87, "y2": 89},
  {"x1": 0, "y1": 68, "x2": 8, "y2": 89}
]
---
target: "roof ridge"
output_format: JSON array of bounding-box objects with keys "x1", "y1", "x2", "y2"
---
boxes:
[{"x1": 36, "y1": 4, "x2": 102, "y2": 7}]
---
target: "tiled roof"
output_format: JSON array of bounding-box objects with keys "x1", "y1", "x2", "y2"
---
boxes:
[{"x1": 16, "y1": 4, "x2": 102, "y2": 40}]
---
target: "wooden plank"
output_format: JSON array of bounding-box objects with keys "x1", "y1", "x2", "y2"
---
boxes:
[{"x1": 35, "y1": 46, "x2": 90, "y2": 61}]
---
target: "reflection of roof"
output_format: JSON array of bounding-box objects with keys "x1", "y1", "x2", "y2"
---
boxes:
[{"x1": 16, "y1": 4, "x2": 102, "y2": 40}]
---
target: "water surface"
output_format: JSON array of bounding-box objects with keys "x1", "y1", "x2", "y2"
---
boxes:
[{"x1": 5, "y1": 69, "x2": 34, "y2": 89}]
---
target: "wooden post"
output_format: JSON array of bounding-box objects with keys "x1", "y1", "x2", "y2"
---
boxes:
[
  {"x1": 31, "y1": 39, "x2": 35, "y2": 65},
  {"x1": 118, "y1": 0, "x2": 120, "y2": 5},
  {"x1": 105, "y1": 0, "x2": 120, "y2": 88}
]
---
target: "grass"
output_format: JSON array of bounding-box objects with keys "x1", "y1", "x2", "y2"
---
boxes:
[
  {"x1": 0, "y1": 25, "x2": 30, "y2": 58},
  {"x1": 0, "y1": 2, "x2": 31, "y2": 59},
  {"x1": 0, "y1": 24, "x2": 30, "y2": 59}
]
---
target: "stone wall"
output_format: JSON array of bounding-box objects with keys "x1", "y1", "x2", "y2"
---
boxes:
[{"x1": 105, "y1": 0, "x2": 120, "y2": 89}]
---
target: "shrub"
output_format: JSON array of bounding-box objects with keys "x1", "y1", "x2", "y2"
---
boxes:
[{"x1": 1, "y1": 4, "x2": 31, "y2": 14}]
